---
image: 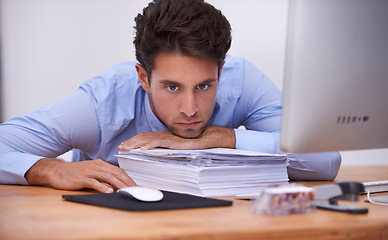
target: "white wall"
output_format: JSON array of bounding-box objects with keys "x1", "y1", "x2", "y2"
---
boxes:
[{"x1": 1, "y1": 0, "x2": 387, "y2": 165}]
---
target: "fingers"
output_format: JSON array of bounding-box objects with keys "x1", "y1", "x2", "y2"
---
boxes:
[
  {"x1": 118, "y1": 131, "x2": 183, "y2": 151},
  {"x1": 34, "y1": 159, "x2": 136, "y2": 193},
  {"x1": 85, "y1": 178, "x2": 116, "y2": 193},
  {"x1": 82, "y1": 159, "x2": 137, "y2": 192},
  {"x1": 25, "y1": 157, "x2": 136, "y2": 193},
  {"x1": 118, "y1": 132, "x2": 159, "y2": 151}
]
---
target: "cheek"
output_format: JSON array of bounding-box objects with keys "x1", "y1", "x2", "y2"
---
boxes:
[
  {"x1": 150, "y1": 91, "x2": 174, "y2": 116},
  {"x1": 157, "y1": 92, "x2": 175, "y2": 107},
  {"x1": 198, "y1": 92, "x2": 217, "y2": 113}
]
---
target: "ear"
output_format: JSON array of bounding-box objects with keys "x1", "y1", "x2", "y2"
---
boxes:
[{"x1": 135, "y1": 63, "x2": 151, "y2": 94}]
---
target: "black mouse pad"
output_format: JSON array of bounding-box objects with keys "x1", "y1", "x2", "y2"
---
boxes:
[{"x1": 62, "y1": 191, "x2": 233, "y2": 211}]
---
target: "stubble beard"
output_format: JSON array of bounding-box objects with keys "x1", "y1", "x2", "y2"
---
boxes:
[{"x1": 169, "y1": 124, "x2": 207, "y2": 139}]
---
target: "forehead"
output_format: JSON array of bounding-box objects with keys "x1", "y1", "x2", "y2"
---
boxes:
[{"x1": 151, "y1": 52, "x2": 219, "y2": 85}]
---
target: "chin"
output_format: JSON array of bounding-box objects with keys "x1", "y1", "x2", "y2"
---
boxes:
[{"x1": 173, "y1": 129, "x2": 203, "y2": 139}]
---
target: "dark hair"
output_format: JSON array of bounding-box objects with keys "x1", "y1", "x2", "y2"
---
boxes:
[{"x1": 133, "y1": 0, "x2": 232, "y2": 76}]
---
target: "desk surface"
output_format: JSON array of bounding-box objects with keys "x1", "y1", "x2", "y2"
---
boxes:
[{"x1": 1, "y1": 166, "x2": 388, "y2": 240}]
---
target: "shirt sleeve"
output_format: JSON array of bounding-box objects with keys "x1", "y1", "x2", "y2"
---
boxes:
[
  {"x1": 233, "y1": 58, "x2": 282, "y2": 152},
  {"x1": 234, "y1": 58, "x2": 341, "y2": 180},
  {"x1": 0, "y1": 88, "x2": 100, "y2": 185}
]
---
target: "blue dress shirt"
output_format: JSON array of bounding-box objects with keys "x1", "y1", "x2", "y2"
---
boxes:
[{"x1": 0, "y1": 55, "x2": 341, "y2": 185}]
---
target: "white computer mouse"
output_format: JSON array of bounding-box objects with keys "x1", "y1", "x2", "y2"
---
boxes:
[{"x1": 118, "y1": 186, "x2": 164, "y2": 202}]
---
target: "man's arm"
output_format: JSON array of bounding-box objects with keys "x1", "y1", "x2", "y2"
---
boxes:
[
  {"x1": 234, "y1": 129, "x2": 342, "y2": 181},
  {"x1": 231, "y1": 58, "x2": 341, "y2": 180},
  {"x1": 0, "y1": 89, "x2": 136, "y2": 192},
  {"x1": 25, "y1": 158, "x2": 135, "y2": 193},
  {"x1": 118, "y1": 126, "x2": 236, "y2": 151}
]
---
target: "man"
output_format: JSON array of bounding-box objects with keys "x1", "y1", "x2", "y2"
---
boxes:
[{"x1": 0, "y1": 0, "x2": 341, "y2": 193}]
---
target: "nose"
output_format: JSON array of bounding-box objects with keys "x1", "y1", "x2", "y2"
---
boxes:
[{"x1": 180, "y1": 91, "x2": 198, "y2": 117}]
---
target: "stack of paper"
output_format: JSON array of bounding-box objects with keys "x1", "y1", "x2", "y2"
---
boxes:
[{"x1": 117, "y1": 148, "x2": 288, "y2": 197}]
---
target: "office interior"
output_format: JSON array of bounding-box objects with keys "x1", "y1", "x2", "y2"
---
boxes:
[{"x1": 0, "y1": 0, "x2": 387, "y2": 166}]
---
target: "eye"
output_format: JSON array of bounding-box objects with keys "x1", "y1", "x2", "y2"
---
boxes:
[
  {"x1": 166, "y1": 85, "x2": 178, "y2": 92},
  {"x1": 198, "y1": 84, "x2": 209, "y2": 90}
]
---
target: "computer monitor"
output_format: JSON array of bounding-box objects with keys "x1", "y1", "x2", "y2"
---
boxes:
[{"x1": 280, "y1": 0, "x2": 388, "y2": 153}]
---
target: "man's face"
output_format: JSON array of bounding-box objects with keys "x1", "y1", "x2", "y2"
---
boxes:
[{"x1": 137, "y1": 52, "x2": 222, "y2": 139}]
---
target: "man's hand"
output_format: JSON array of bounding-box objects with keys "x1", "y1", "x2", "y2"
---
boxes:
[
  {"x1": 118, "y1": 126, "x2": 236, "y2": 151},
  {"x1": 25, "y1": 158, "x2": 136, "y2": 193}
]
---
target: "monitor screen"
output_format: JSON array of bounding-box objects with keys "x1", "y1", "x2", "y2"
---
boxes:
[{"x1": 280, "y1": 0, "x2": 388, "y2": 153}]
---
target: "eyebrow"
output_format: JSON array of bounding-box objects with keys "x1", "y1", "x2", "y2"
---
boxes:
[{"x1": 159, "y1": 78, "x2": 217, "y2": 86}]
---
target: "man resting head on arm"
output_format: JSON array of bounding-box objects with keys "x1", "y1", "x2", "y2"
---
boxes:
[{"x1": 0, "y1": 0, "x2": 341, "y2": 193}]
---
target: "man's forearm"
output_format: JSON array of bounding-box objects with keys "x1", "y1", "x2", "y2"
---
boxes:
[
  {"x1": 25, "y1": 158, "x2": 136, "y2": 192},
  {"x1": 118, "y1": 126, "x2": 236, "y2": 151},
  {"x1": 195, "y1": 126, "x2": 236, "y2": 149},
  {"x1": 25, "y1": 158, "x2": 64, "y2": 186}
]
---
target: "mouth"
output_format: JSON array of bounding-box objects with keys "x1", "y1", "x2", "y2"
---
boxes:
[{"x1": 176, "y1": 121, "x2": 202, "y2": 129}]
